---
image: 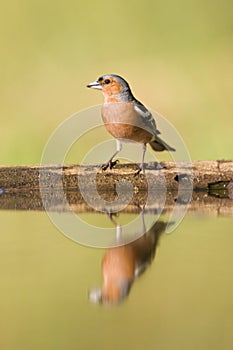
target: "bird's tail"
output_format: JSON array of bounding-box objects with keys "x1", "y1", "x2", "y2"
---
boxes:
[{"x1": 149, "y1": 136, "x2": 175, "y2": 152}]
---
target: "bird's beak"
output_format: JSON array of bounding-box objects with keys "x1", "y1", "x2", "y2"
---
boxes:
[{"x1": 86, "y1": 80, "x2": 102, "y2": 90}]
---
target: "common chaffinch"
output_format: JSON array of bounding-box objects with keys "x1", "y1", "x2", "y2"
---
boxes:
[
  {"x1": 87, "y1": 74, "x2": 175, "y2": 173},
  {"x1": 89, "y1": 220, "x2": 166, "y2": 304}
]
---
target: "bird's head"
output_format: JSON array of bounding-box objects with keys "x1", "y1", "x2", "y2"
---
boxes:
[
  {"x1": 89, "y1": 279, "x2": 131, "y2": 305},
  {"x1": 87, "y1": 74, "x2": 133, "y2": 102}
]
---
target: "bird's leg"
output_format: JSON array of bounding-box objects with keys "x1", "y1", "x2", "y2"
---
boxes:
[
  {"x1": 140, "y1": 144, "x2": 147, "y2": 172},
  {"x1": 116, "y1": 224, "x2": 122, "y2": 242},
  {"x1": 101, "y1": 139, "x2": 122, "y2": 170},
  {"x1": 134, "y1": 144, "x2": 147, "y2": 175},
  {"x1": 107, "y1": 212, "x2": 122, "y2": 242}
]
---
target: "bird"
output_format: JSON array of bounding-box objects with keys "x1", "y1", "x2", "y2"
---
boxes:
[
  {"x1": 87, "y1": 74, "x2": 175, "y2": 173},
  {"x1": 89, "y1": 220, "x2": 166, "y2": 304}
]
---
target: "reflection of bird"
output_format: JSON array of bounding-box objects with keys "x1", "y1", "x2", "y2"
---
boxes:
[
  {"x1": 87, "y1": 74, "x2": 175, "y2": 173},
  {"x1": 89, "y1": 221, "x2": 166, "y2": 305}
]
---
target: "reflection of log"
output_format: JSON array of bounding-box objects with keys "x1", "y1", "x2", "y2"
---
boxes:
[
  {"x1": 0, "y1": 188, "x2": 232, "y2": 216},
  {"x1": 0, "y1": 160, "x2": 233, "y2": 191}
]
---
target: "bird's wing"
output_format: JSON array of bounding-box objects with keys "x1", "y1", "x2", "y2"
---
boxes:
[{"x1": 133, "y1": 99, "x2": 161, "y2": 136}]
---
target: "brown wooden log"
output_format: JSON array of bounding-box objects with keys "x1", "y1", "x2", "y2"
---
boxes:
[
  {"x1": 0, "y1": 160, "x2": 232, "y2": 191},
  {"x1": 0, "y1": 161, "x2": 232, "y2": 215}
]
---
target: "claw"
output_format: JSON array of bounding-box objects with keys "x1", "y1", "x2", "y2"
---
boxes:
[
  {"x1": 101, "y1": 159, "x2": 119, "y2": 171},
  {"x1": 101, "y1": 162, "x2": 110, "y2": 171},
  {"x1": 134, "y1": 166, "x2": 143, "y2": 176}
]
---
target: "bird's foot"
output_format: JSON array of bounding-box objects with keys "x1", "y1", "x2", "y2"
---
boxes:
[
  {"x1": 101, "y1": 159, "x2": 119, "y2": 171},
  {"x1": 134, "y1": 168, "x2": 142, "y2": 176},
  {"x1": 154, "y1": 162, "x2": 164, "y2": 170},
  {"x1": 107, "y1": 212, "x2": 119, "y2": 222},
  {"x1": 106, "y1": 212, "x2": 120, "y2": 227},
  {"x1": 134, "y1": 161, "x2": 165, "y2": 175},
  {"x1": 134, "y1": 164, "x2": 145, "y2": 176}
]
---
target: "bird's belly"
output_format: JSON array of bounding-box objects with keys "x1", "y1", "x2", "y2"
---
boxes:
[{"x1": 101, "y1": 103, "x2": 152, "y2": 143}]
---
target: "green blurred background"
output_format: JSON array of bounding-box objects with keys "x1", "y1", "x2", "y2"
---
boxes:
[
  {"x1": 1, "y1": 3, "x2": 233, "y2": 349},
  {"x1": 1, "y1": 0, "x2": 232, "y2": 165}
]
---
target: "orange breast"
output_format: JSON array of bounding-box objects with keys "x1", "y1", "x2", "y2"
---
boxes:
[
  {"x1": 102, "y1": 102, "x2": 153, "y2": 144},
  {"x1": 101, "y1": 246, "x2": 135, "y2": 303}
]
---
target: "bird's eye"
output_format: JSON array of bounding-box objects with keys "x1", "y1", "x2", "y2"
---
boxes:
[{"x1": 104, "y1": 79, "x2": 110, "y2": 84}]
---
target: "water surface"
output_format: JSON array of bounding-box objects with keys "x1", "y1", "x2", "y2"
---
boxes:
[{"x1": 0, "y1": 207, "x2": 232, "y2": 350}]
